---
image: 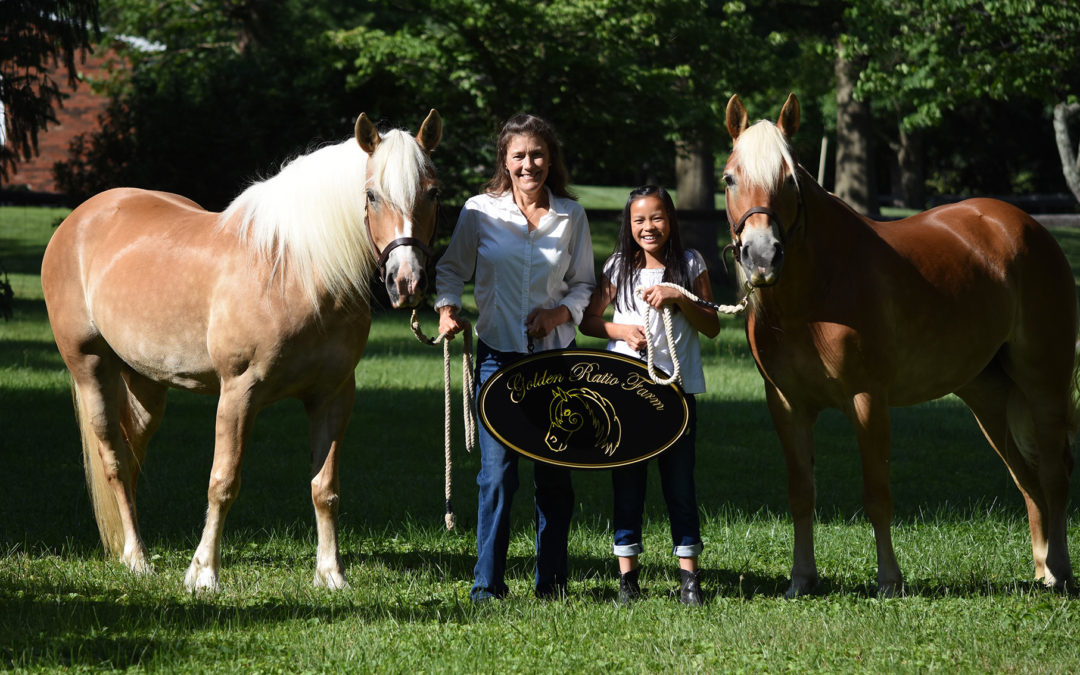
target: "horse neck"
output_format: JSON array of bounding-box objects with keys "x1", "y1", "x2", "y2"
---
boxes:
[
  {"x1": 750, "y1": 169, "x2": 864, "y2": 314},
  {"x1": 223, "y1": 141, "x2": 375, "y2": 312}
]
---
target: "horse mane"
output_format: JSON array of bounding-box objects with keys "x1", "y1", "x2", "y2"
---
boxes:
[
  {"x1": 578, "y1": 388, "x2": 622, "y2": 456},
  {"x1": 221, "y1": 129, "x2": 433, "y2": 310},
  {"x1": 735, "y1": 120, "x2": 798, "y2": 194}
]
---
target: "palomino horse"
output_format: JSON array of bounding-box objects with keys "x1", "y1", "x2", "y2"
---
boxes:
[
  {"x1": 724, "y1": 93, "x2": 1077, "y2": 596},
  {"x1": 42, "y1": 110, "x2": 442, "y2": 591}
]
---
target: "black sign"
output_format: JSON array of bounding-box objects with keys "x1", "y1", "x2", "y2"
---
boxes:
[{"x1": 478, "y1": 349, "x2": 689, "y2": 469}]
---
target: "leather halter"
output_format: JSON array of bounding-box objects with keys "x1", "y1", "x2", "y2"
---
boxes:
[
  {"x1": 366, "y1": 200, "x2": 439, "y2": 279},
  {"x1": 723, "y1": 169, "x2": 804, "y2": 277}
]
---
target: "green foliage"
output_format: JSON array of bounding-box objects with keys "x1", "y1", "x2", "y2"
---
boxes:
[
  {"x1": 329, "y1": 0, "x2": 753, "y2": 199},
  {"x1": 53, "y1": 0, "x2": 370, "y2": 209},
  {"x1": 0, "y1": 0, "x2": 100, "y2": 181},
  {"x1": 844, "y1": 0, "x2": 1080, "y2": 133}
]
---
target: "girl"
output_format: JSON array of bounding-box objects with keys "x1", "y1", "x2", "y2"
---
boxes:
[{"x1": 580, "y1": 185, "x2": 720, "y2": 606}]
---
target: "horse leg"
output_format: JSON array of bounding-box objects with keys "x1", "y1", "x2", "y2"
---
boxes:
[
  {"x1": 959, "y1": 361, "x2": 1074, "y2": 588},
  {"x1": 305, "y1": 377, "x2": 355, "y2": 590},
  {"x1": 184, "y1": 382, "x2": 256, "y2": 592},
  {"x1": 848, "y1": 391, "x2": 901, "y2": 595},
  {"x1": 766, "y1": 384, "x2": 819, "y2": 597},
  {"x1": 119, "y1": 369, "x2": 168, "y2": 500},
  {"x1": 68, "y1": 347, "x2": 153, "y2": 573}
]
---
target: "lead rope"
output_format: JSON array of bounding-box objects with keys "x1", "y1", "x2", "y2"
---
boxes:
[
  {"x1": 410, "y1": 310, "x2": 477, "y2": 530},
  {"x1": 637, "y1": 282, "x2": 755, "y2": 386}
]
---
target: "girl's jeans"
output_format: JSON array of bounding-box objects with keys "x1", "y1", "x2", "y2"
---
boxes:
[{"x1": 612, "y1": 395, "x2": 702, "y2": 558}]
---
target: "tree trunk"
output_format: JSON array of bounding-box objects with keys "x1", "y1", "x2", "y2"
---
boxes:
[
  {"x1": 892, "y1": 125, "x2": 925, "y2": 209},
  {"x1": 834, "y1": 44, "x2": 876, "y2": 215},
  {"x1": 1053, "y1": 101, "x2": 1080, "y2": 206},
  {"x1": 675, "y1": 137, "x2": 722, "y2": 280}
]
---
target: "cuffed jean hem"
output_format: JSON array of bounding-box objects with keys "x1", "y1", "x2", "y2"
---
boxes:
[
  {"x1": 613, "y1": 543, "x2": 643, "y2": 557},
  {"x1": 673, "y1": 542, "x2": 703, "y2": 558}
]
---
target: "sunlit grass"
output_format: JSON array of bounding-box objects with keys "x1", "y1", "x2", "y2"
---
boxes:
[{"x1": 4, "y1": 203, "x2": 1080, "y2": 671}]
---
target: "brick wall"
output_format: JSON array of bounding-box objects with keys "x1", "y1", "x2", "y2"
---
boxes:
[{"x1": 3, "y1": 50, "x2": 115, "y2": 195}]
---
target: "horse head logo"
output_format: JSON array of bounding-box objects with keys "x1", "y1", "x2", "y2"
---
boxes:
[{"x1": 545, "y1": 387, "x2": 622, "y2": 456}]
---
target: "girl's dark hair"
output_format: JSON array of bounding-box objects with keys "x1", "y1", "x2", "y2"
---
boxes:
[
  {"x1": 612, "y1": 185, "x2": 693, "y2": 312},
  {"x1": 483, "y1": 114, "x2": 576, "y2": 200}
]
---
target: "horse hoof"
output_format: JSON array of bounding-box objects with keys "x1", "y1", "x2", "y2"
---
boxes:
[
  {"x1": 124, "y1": 555, "x2": 153, "y2": 575},
  {"x1": 314, "y1": 571, "x2": 350, "y2": 590},
  {"x1": 784, "y1": 576, "x2": 817, "y2": 599},
  {"x1": 184, "y1": 566, "x2": 220, "y2": 593}
]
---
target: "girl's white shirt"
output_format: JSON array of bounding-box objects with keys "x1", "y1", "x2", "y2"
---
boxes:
[
  {"x1": 435, "y1": 187, "x2": 595, "y2": 353},
  {"x1": 604, "y1": 249, "x2": 708, "y2": 394}
]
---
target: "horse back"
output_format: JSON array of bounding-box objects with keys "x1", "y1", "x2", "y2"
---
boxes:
[{"x1": 751, "y1": 194, "x2": 1076, "y2": 408}]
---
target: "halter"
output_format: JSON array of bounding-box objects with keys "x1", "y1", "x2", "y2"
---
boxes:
[
  {"x1": 724, "y1": 168, "x2": 805, "y2": 276},
  {"x1": 366, "y1": 197, "x2": 439, "y2": 279}
]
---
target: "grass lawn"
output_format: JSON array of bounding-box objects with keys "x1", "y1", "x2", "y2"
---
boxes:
[{"x1": 2, "y1": 199, "x2": 1080, "y2": 671}]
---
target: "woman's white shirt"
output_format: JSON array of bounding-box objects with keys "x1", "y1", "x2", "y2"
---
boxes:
[{"x1": 435, "y1": 187, "x2": 595, "y2": 353}]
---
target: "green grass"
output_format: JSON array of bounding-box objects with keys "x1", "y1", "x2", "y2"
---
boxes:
[{"x1": 4, "y1": 203, "x2": 1080, "y2": 671}]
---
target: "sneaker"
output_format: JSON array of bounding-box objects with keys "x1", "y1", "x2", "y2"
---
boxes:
[
  {"x1": 618, "y1": 568, "x2": 641, "y2": 606},
  {"x1": 679, "y1": 569, "x2": 703, "y2": 606}
]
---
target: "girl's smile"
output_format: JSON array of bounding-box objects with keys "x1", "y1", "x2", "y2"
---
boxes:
[{"x1": 630, "y1": 195, "x2": 671, "y2": 267}]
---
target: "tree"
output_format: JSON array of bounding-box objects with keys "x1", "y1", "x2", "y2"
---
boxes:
[
  {"x1": 1, "y1": 0, "x2": 100, "y2": 182},
  {"x1": 841, "y1": 0, "x2": 1080, "y2": 208},
  {"x1": 54, "y1": 0, "x2": 368, "y2": 208},
  {"x1": 1055, "y1": 102, "x2": 1080, "y2": 203}
]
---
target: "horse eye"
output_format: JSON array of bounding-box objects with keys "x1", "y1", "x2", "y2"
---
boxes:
[
  {"x1": 427, "y1": 187, "x2": 440, "y2": 201},
  {"x1": 723, "y1": 173, "x2": 735, "y2": 188},
  {"x1": 366, "y1": 189, "x2": 379, "y2": 207}
]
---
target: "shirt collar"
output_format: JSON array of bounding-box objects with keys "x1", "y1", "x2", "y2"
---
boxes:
[{"x1": 494, "y1": 186, "x2": 568, "y2": 218}]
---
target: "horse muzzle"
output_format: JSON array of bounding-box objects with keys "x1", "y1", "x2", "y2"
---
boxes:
[
  {"x1": 379, "y1": 237, "x2": 432, "y2": 308},
  {"x1": 738, "y1": 228, "x2": 784, "y2": 287}
]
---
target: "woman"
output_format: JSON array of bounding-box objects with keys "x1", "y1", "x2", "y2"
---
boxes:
[{"x1": 435, "y1": 114, "x2": 595, "y2": 602}]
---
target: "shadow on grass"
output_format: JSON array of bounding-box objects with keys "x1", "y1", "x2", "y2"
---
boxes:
[{"x1": 5, "y1": 376, "x2": 1076, "y2": 549}]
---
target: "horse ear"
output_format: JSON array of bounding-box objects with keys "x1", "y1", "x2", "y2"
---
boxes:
[
  {"x1": 417, "y1": 109, "x2": 442, "y2": 153},
  {"x1": 777, "y1": 93, "x2": 800, "y2": 138},
  {"x1": 726, "y1": 94, "x2": 749, "y2": 142},
  {"x1": 355, "y1": 113, "x2": 380, "y2": 154}
]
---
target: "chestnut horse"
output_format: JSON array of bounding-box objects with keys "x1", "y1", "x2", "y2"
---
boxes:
[
  {"x1": 42, "y1": 110, "x2": 442, "y2": 591},
  {"x1": 724, "y1": 93, "x2": 1077, "y2": 596}
]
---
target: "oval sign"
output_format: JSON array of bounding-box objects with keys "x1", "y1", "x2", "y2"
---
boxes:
[{"x1": 478, "y1": 349, "x2": 688, "y2": 469}]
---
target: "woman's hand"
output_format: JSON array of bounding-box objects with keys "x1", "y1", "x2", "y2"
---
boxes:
[
  {"x1": 438, "y1": 305, "x2": 466, "y2": 339},
  {"x1": 525, "y1": 305, "x2": 571, "y2": 339}
]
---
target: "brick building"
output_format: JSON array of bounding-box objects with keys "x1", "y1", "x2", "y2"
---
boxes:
[{"x1": 2, "y1": 49, "x2": 114, "y2": 195}]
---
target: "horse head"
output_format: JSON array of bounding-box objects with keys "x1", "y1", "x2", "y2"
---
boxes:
[
  {"x1": 545, "y1": 388, "x2": 584, "y2": 452},
  {"x1": 544, "y1": 387, "x2": 621, "y2": 456},
  {"x1": 723, "y1": 93, "x2": 803, "y2": 288},
  {"x1": 355, "y1": 109, "x2": 442, "y2": 308}
]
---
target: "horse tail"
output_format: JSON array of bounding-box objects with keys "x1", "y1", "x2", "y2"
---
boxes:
[
  {"x1": 71, "y1": 379, "x2": 127, "y2": 556},
  {"x1": 1069, "y1": 338, "x2": 1080, "y2": 463}
]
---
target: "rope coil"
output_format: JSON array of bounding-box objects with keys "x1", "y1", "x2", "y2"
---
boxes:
[
  {"x1": 636, "y1": 282, "x2": 753, "y2": 386},
  {"x1": 410, "y1": 310, "x2": 477, "y2": 530}
]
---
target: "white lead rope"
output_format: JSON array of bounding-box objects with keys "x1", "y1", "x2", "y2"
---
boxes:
[
  {"x1": 410, "y1": 310, "x2": 477, "y2": 530},
  {"x1": 637, "y1": 282, "x2": 754, "y2": 386}
]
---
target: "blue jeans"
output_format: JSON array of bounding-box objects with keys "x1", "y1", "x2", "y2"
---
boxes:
[
  {"x1": 612, "y1": 395, "x2": 702, "y2": 558},
  {"x1": 471, "y1": 340, "x2": 575, "y2": 600}
]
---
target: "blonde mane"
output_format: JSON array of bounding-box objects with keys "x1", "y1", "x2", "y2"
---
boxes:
[
  {"x1": 734, "y1": 119, "x2": 798, "y2": 193},
  {"x1": 221, "y1": 128, "x2": 433, "y2": 310}
]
